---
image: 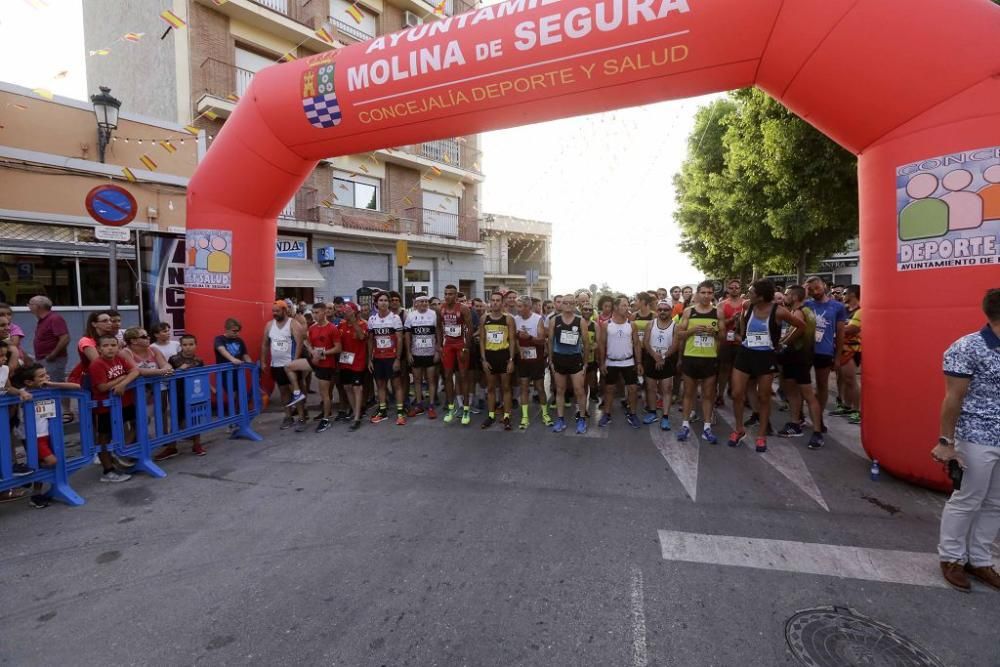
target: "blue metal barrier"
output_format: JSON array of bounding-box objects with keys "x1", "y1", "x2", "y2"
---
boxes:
[{"x1": 0, "y1": 363, "x2": 263, "y2": 507}]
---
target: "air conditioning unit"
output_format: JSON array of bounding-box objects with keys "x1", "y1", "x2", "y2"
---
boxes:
[{"x1": 404, "y1": 11, "x2": 422, "y2": 27}]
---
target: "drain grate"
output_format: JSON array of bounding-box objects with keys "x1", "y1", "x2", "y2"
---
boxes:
[{"x1": 785, "y1": 606, "x2": 944, "y2": 667}]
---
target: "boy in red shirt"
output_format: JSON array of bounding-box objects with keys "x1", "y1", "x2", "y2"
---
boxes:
[
  {"x1": 305, "y1": 303, "x2": 342, "y2": 433},
  {"x1": 88, "y1": 334, "x2": 139, "y2": 483},
  {"x1": 337, "y1": 302, "x2": 368, "y2": 432}
]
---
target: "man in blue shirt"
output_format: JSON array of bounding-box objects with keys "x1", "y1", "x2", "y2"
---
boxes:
[
  {"x1": 933, "y1": 288, "x2": 1000, "y2": 593},
  {"x1": 805, "y1": 277, "x2": 847, "y2": 433}
]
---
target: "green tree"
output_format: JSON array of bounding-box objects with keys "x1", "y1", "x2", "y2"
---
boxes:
[{"x1": 675, "y1": 89, "x2": 859, "y2": 283}]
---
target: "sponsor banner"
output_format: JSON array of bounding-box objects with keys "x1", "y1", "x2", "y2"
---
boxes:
[
  {"x1": 185, "y1": 229, "x2": 233, "y2": 289},
  {"x1": 140, "y1": 234, "x2": 186, "y2": 335},
  {"x1": 896, "y1": 146, "x2": 1000, "y2": 272},
  {"x1": 276, "y1": 235, "x2": 308, "y2": 260}
]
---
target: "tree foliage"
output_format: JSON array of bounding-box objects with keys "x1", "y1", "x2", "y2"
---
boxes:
[{"x1": 674, "y1": 89, "x2": 859, "y2": 283}]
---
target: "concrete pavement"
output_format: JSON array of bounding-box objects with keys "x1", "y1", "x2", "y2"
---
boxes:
[{"x1": 1, "y1": 399, "x2": 996, "y2": 666}]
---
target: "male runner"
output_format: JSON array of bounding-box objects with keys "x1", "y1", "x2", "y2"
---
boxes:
[
  {"x1": 503, "y1": 290, "x2": 519, "y2": 316},
  {"x1": 642, "y1": 300, "x2": 680, "y2": 431},
  {"x1": 405, "y1": 294, "x2": 439, "y2": 418},
  {"x1": 367, "y1": 292, "x2": 406, "y2": 425},
  {"x1": 337, "y1": 302, "x2": 368, "y2": 432},
  {"x1": 805, "y1": 276, "x2": 847, "y2": 432},
  {"x1": 597, "y1": 295, "x2": 642, "y2": 429},
  {"x1": 674, "y1": 281, "x2": 722, "y2": 443},
  {"x1": 776, "y1": 285, "x2": 825, "y2": 449},
  {"x1": 834, "y1": 284, "x2": 862, "y2": 424},
  {"x1": 389, "y1": 291, "x2": 409, "y2": 410},
  {"x1": 579, "y1": 299, "x2": 599, "y2": 408},
  {"x1": 439, "y1": 284, "x2": 474, "y2": 425},
  {"x1": 261, "y1": 301, "x2": 307, "y2": 431},
  {"x1": 479, "y1": 291, "x2": 516, "y2": 430},
  {"x1": 514, "y1": 295, "x2": 552, "y2": 429},
  {"x1": 305, "y1": 302, "x2": 341, "y2": 433},
  {"x1": 548, "y1": 294, "x2": 591, "y2": 434},
  {"x1": 631, "y1": 292, "x2": 656, "y2": 423},
  {"x1": 728, "y1": 280, "x2": 806, "y2": 453},
  {"x1": 716, "y1": 278, "x2": 744, "y2": 408},
  {"x1": 470, "y1": 297, "x2": 486, "y2": 411}
]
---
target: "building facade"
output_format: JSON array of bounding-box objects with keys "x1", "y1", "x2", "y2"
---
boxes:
[
  {"x1": 0, "y1": 82, "x2": 200, "y2": 363},
  {"x1": 82, "y1": 0, "x2": 485, "y2": 306},
  {"x1": 481, "y1": 214, "x2": 552, "y2": 300}
]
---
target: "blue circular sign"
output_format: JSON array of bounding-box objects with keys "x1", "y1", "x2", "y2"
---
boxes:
[{"x1": 85, "y1": 185, "x2": 137, "y2": 226}]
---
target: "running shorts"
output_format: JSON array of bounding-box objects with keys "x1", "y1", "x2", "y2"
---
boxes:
[
  {"x1": 310, "y1": 365, "x2": 336, "y2": 382},
  {"x1": 552, "y1": 353, "x2": 584, "y2": 376},
  {"x1": 734, "y1": 347, "x2": 778, "y2": 379},
  {"x1": 372, "y1": 357, "x2": 399, "y2": 381},
  {"x1": 813, "y1": 353, "x2": 835, "y2": 370},
  {"x1": 603, "y1": 364, "x2": 638, "y2": 386},
  {"x1": 270, "y1": 366, "x2": 291, "y2": 387},
  {"x1": 517, "y1": 358, "x2": 546, "y2": 381},
  {"x1": 718, "y1": 344, "x2": 741, "y2": 364},
  {"x1": 643, "y1": 352, "x2": 676, "y2": 381},
  {"x1": 441, "y1": 344, "x2": 469, "y2": 372},
  {"x1": 778, "y1": 351, "x2": 813, "y2": 385},
  {"x1": 484, "y1": 350, "x2": 512, "y2": 374},
  {"x1": 411, "y1": 354, "x2": 436, "y2": 369},
  {"x1": 340, "y1": 369, "x2": 364, "y2": 386},
  {"x1": 681, "y1": 356, "x2": 718, "y2": 381}
]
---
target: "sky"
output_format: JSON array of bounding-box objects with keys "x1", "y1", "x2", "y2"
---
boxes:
[{"x1": 0, "y1": 0, "x2": 710, "y2": 294}]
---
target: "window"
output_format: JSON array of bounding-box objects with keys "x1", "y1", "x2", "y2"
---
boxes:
[
  {"x1": 329, "y1": 0, "x2": 377, "y2": 40},
  {"x1": 0, "y1": 254, "x2": 77, "y2": 307},
  {"x1": 234, "y1": 47, "x2": 275, "y2": 97},
  {"x1": 79, "y1": 258, "x2": 139, "y2": 306},
  {"x1": 334, "y1": 170, "x2": 381, "y2": 211},
  {"x1": 422, "y1": 191, "x2": 460, "y2": 237}
]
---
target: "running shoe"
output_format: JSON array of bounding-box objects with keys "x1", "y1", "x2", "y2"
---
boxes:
[
  {"x1": 153, "y1": 445, "x2": 179, "y2": 462},
  {"x1": 807, "y1": 433, "x2": 824, "y2": 450},
  {"x1": 755, "y1": 437, "x2": 768, "y2": 453},
  {"x1": 626, "y1": 413, "x2": 641, "y2": 429},
  {"x1": 12, "y1": 463, "x2": 34, "y2": 477},
  {"x1": 461, "y1": 409, "x2": 472, "y2": 426},
  {"x1": 481, "y1": 416, "x2": 495, "y2": 430},
  {"x1": 349, "y1": 419, "x2": 361, "y2": 432},
  {"x1": 443, "y1": 408, "x2": 455, "y2": 424},
  {"x1": 294, "y1": 419, "x2": 308, "y2": 433},
  {"x1": 576, "y1": 417, "x2": 587, "y2": 435},
  {"x1": 503, "y1": 416, "x2": 512, "y2": 431},
  {"x1": 370, "y1": 410, "x2": 389, "y2": 424},
  {"x1": 778, "y1": 422, "x2": 803, "y2": 438},
  {"x1": 407, "y1": 405, "x2": 425, "y2": 419},
  {"x1": 100, "y1": 470, "x2": 132, "y2": 483},
  {"x1": 702, "y1": 427, "x2": 718, "y2": 445},
  {"x1": 280, "y1": 416, "x2": 295, "y2": 430},
  {"x1": 520, "y1": 416, "x2": 530, "y2": 430},
  {"x1": 287, "y1": 390, "x2": 306, "y2": 408},
  {"x1": 642, "y1": 410, "x2": 658, "y2": 425},
  {"x1": 396, "y1": 414, "x2": 407, "y2": 426},
  {"x1": 192, "y1": 443, "x2": 207, "y2": 456},
  {"x1": 553, "y1": 417, "x2": 567, "y2": 433},
  {"x1": 598, "y1": 414, "x2": 611, "y2": 427},
  {"x1": 848, "y1": 411, "x2": 861, "y2": 425},
  {"x1": 727, "y1": 430, "x2": 746, "y2": 448},
  {"x1": 427, "y1": 406, "x2": 437, "y2": 420},
  {"x1": 541, "y1": 413, "x2": 554, "y2": 427},
  {"x1": 676, "y1": 424, "x2": 690, "y2": 442},
  {"x1": 29, "y1": 494, "x2": 50, "y2": 509},
  {"x1": 334, "y1": 410, "x2": 349, "y2": 422},
  {"x1": 469, "y1": 403, "x2": 481, "y2": 415},
  {"x1": 660, "y1": 416, "x2": 671, "y2": 431},
  {"x1": 744, "y1": 412, "x2": 760, "y2": 427},
  {"x1": 830, "y1": 405, "x2": 853, "y2": 417}
]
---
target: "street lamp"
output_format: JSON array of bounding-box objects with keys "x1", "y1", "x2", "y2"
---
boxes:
[{"x1": 90, "y1": 86, "x2": 121, "y2": 163}]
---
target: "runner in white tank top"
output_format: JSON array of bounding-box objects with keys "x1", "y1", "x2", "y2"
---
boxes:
[
  {"x1": 263, "y1": 301, "x2": 307, "y2": 428},
  {"x1": 598, "y1": 296, "x2": 642, "y2": 429}
]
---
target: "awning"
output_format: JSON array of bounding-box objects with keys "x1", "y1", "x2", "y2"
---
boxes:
[{"x1": 274, "y1": 259, "x2": 326, "y2": 289}]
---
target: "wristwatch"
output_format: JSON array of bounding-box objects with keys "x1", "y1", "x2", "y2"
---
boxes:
[{"x1": 938, "y1": 436, "x2": 955, "y2": 446}]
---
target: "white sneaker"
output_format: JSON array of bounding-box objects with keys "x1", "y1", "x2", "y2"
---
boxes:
[
  {"x1": 287, "y1": 391, "x2": 306, "y2": 407},
  {"x1": 100, "y1": 470, "x2": 132, "y2": 483}
]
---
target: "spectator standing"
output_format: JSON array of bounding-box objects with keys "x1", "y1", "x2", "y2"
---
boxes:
[
  {"x1": 88, "y1": 334, "x2": 138, "y2": 483},
  {"x1": 933, "y1": 288, "x2": 1000, "y2": 593},
  {"x1": 150, "y1": 323, "x2": 181, "y2": 361},
  {"x1": 28, "y1": 296, "x2": 69, "y2": 383},
  {"x1": 0, "y1": 314, "x2": 22, "y2": 371},
  {"x1": 70, "y1": 312, "x2": 115, "y2": 387},
  {"x1": 214, "y1": 318, "x2": 253, "y2": 365},
  {"x1": 0, "y1": 303, "x2": 25, "y2": 351},
  {"x1": 154, "y1": 334, "x2": 207, "y2": 460}
]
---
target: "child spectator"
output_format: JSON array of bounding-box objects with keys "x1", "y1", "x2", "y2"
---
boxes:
[
  {"x1": 214, "y1": 318, "x2": 252, "y2": 365},
  {"x1": 154, "y1": 334, "x2": 206, "y2": 460},
  {"x1": 88, "y1": 334, "x2": 139, "y2": 483},
  {"x1": 1, "y1": 341, "x2": 34, "y2": 502},
  {"x1": 10, "y1": 363, "x2": 80, "y2": 508},
  {"x1": 150, "y1": 323, "x2": 181, "y2": 360}
]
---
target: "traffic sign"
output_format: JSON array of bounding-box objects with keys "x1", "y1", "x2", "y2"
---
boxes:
[
  {"x1": 85, "y1": 184, "x2": 137, "y2": 227},
  {"x1": 94, "y1": 226, "x2": 130, "y2": 242}
]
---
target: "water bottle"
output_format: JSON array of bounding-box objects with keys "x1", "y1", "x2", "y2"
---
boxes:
[{"x1": 870, "y1": 459, "x2": 880, "y2": 482}]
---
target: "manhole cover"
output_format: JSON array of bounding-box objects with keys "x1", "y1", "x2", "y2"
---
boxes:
[{"x1": 785, "y1": 606, "x2": 944, "y2": 667}]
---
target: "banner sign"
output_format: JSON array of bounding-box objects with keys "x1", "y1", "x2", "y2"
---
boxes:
[
  {"x1": 140, "y1": 234, "x2": 186, "y2": 335},
  {"x1": 185, "y1": 229, "x2": 233, "y2": 289},
  {"x1": 276, "y1": 235, "x2": 308, "y2": 260},
  {"x1": 896, "y1": 146, "x2": 1000, "y2": 272}
]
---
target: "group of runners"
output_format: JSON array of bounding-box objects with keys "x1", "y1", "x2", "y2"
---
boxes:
[{"x1": 260, "y1": 275, "x2": 861, "y2": 453}]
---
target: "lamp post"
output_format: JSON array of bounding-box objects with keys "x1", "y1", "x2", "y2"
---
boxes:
[{"x1": 90, "y1": 86, "x2": 123, "y2": 308}]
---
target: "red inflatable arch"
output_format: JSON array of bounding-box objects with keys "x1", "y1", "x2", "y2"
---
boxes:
[{"x1": 186, "y1": 0, "x2": 1000, "y2": 489}]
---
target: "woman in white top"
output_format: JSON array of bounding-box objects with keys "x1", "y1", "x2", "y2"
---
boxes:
[{"x1": 150, "y1": 323, "x2": 181, "y2": 362}]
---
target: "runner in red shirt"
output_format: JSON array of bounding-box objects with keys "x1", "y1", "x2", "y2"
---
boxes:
[
  {"x1": 337, "y1": 302, "x2": 368, "y2": 432},
  {"x1": 88, "y1": 334, "x2": 139, "y2": 483},
  {"x1": 306, "y1": 302, "x2": 342, "y2": 433},
  {"x1": 438, "y1": 284, "x2": 474, "y2": 425},
  {"x1": 716, "y1": 278, "x2": 746, "y2": 408}
]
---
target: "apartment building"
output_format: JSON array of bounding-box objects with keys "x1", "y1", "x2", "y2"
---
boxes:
[
  {"x1": 481, "y1": 214, "x2": 552, "y2": 300},
  {"x1": 83, "y1": 0, "x2": 485, "y2": 306}
]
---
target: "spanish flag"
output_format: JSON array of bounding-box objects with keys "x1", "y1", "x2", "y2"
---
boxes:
[
  {"x1": 315, "y1": 27, "x2": 334, "y2": 44},
  {"x1": 358, "y1": 164, "x2": 370, "y2": 174},
  {"x1": 160, "y1": 9, "x2": 186, "y2": 30},
  {"x1": 345, "y1": 4, "x2": 363, "y2": 24},
  {"x1": 211, "y1": 0, "x2": 228, "y2": 5},
  {"x1": 158, "y1": 140, "x2": 177, "y2": 154},
  {"x1": 32, "y1": 88, "x2": 54, "y2": 100},
  {"x1": 184, "y1": 125, "x2": 200, "y2": 136},
  {"x1": 121, "y1": 167, "x2": 137, "y2": 183},
  {"x1": 430, "y1": 166, "x2": 443, "y2": 176},
  {"x1": 226, "y1": 93, "x2": 239, "y2": 102},
  {"x1": 403, "y1": 196, "x2": 413, "y2": 206},
  {"x1": 123, "y1": 32, "x2": 144, "y2": 42},
  {"x1": 202, "y1": 110, "x2": 218, "y2": 121},
  {"x1": 434, "y1": 0, "x2": 446, "y2": 15},
  {"x1": 282, "y1": 52, "x2": 296, "y2": 62},
  {"x1": 89, "y1": 49, "x2": 110, "y2": 56},
  {"x1": 139, "y1": 154, "x2": 158, "y2": 171}
]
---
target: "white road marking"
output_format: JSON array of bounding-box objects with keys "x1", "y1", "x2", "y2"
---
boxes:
[
  {"x1": 657, "y1": 530, "x2": 947, "y2": 589},
  {"x1": 820, "y1": 411, "x2": 868, "y2": 460},
  {"x1": 756, "y1": 438, "x2": 830, "y2": 511},
  {"x1": 629, "y1": 564, "x2": 649, "y2": 667},
  {"x1": 651, "y1": 426, "x2": 699, "y2": 501}
]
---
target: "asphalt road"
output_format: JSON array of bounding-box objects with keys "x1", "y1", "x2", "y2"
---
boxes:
[{"x1": 1, "y1": 399, "x2": 997, "y2": 666}]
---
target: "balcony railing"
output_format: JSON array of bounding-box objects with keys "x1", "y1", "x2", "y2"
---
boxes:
[
  {"x1": 279, "y1": 186, "x2": 319, "y2": 223},
  {"x1": 406, "y1": 208, "x2": 478, "y2": 242},
  {"x1": 395, "y1": 139, "x2": 482, "y2": 174},
  {"x1": 319, "y1": 206, "x2": 415, "y2": 235},
  {"x1": 509, "y1": 261, "x2": 551, "y2": 277},
  {"x1": 250, "y1": 0, "x2": 288, "y2": 15},
  {"x1": 199, "y1": 58, "x2": 256, "y2": 101},
  {"x1": 327, "y1": 15, "x2": 374, "y2": 42}
]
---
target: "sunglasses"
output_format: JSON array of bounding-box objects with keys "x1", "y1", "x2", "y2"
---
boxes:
[{"x1": 657, "y1": 309, "x2": 671, "y2": 313}]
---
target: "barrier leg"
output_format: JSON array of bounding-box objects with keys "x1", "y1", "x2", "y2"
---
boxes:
[
  {"x1": 48, "y1": 472, "x2": 85, "y2": 507},
  {"x1": 231, "y1": 420, "x2": 263, "y2": 442},
  {"x1": 125, "y1": 398, "x2": 166, "y2": 479},
  {"x1": 130, "y1": 457, "x2": 167, "y2": 479},
  {"x1": 231, "y1": 366, "x2": 263, "y2": 441}
]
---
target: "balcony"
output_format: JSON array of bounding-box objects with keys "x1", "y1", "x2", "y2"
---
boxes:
[
  {"x1": 279, "y1": 186, "x2": 319, "y2": 223},
  {"x1": 327, "y1": 15, "x2": 374, "y2": 43},
  {"x1": 380, "y1": 139, "x2": 484, "y2": 181},
  {"x1": 196, "y1": 58, "x2": 256, "y2": 119},
  {"x1": 250, "y1": 0, "x2": 288, "y2": 14},
  {"x1": 406, "y1": 208, "x2": 478, "y2": 242},
  {"x1": 484, "y1": 259, "x2": 552, "y2": 279},
  {"x1": 319, "y1": 205, "x2": 415, "y2": 235},
  {"x1": 194, "y1": 0, "x2": 333, "y2": 52}
]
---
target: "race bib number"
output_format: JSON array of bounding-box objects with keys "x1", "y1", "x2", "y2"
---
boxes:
[
  {"x1": 559, "y1": 330, "x2": 580, "y2": 346},
  {"x1": 487, "y1": 330, "x2": 506, "y2": 345},
  {"x1": 694, "y1": 334, "x2": 715, "y2": 349},
  {"x1": 444, "y1": 324, "x2": 462, "y2": 337},
  {"x1": 726, "y1": 330, "x2": 736, "y2": 342},
  {"x1": 746, "y1": 333, "x2": 769, "y2": 349},
  {"x1": 375, "y1": 335, "x2": 393, "y2": 349},
  {"x1": 272, "y1": 339, "x2": 290, "y2": 353},
  {"x1": 814, "y1": 327, "x2": 826, "y2": 344},
  {"x1": 35, "y1": 400, "x2": 56, "y2": 420},
  {"x1": 339, "y1": 352, "x2": 356, "y2": 365},
  {"x1": 637, "y1": 330, "x2": 646, "y2": 342},
  {"x1": 413, "y1": 335, "x2": 434, "y2": 352},
  {"x1": 520, "y1": 346, "x2": 538, "y2": 360}
]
